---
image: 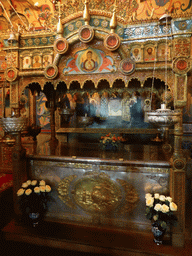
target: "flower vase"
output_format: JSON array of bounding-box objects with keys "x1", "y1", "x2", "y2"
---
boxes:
[
  {"x1": 28, "y1": 212, "x2": 40, "y2": 227},
  {"x1": 152, "y1": 222, "x2": 166, "y2": 245},
  {"x1": 25, "y1": 203, "x2": 44, "y2": 227},
  {"x1": 105, "y1": 143, "x2": 118, "y2": 151}
]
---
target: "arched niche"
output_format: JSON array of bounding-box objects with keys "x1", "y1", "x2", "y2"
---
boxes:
[
  {"x1": 112, "y1": 79, "x2": 125, "y2": 89},
  {"x1": 143, "y1": 77, "x2": 165, "y2": 92},
  {"x1": 56, "y1": 81, "x2": 68, "y2": 101},
  {"x1": 128, "y1": 78, "x2": 141, "y2": 89},
  {"x1": 83, "y1": 80, "x2": 95, "y2": 90},
  {"x1": 43, "y1": 82, "x2": 55, "y2": 101},
  {"x1": 56, "y1": 81, "x2": 67, "y2": 92},
  {"x1": 69, "y1": 81, "x2": 81, "y2": 90},
  {"x1": 97, "y1": 79, "x2": 110, "y2": 90},
  {"x1": 27, "y1": 82, "x2": 41, "y2": 96}
]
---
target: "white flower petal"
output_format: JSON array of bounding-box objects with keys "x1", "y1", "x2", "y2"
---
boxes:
[
  {"x1": 170, "y1": 202, "x2": 177, "y2": 211},
  {"x1": 22, "y1": 182, "x2": 28, "y2": 188},
  {"x1": 17, "y1": 188, "x2": 25, "y2": 196},
  {"x1": 39, "y1": 180, "x2": 46, "y2": 186},
  {"x1": 45, "y1": 185, "x2": 51, "y2": 192},
  {"x1": 25, "y1": 188, "x2": 32, "y2": 196},
  {"x1": 31, "y1": 180, "x2": 37, "y2": 186},
  {"x1": 154, "y1": 203, "x2": 162, "y2": 211}
]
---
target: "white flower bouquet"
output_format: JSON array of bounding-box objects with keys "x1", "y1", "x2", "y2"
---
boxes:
[
  {"x1": 145, "y1": 193, "x2": 178, "y2": 230},
  {"x1": 17, "y1": 179, "x2": 52, "y2": 218}
]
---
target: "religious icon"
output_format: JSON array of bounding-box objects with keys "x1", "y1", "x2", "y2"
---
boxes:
[
  {"x1": 144, "y1": 46, "x2": 155, "y2": 61},
  {"x1": 33, "y1": 55, "x2": 41, "y2": 68},
  {"x1": 36, "y1": 91, "x2": 50, "y2": 131},
  {"x1": 23, "y1": 57, "x2": 32, "y2": 69},
  {"x1": 131, "y1": 48, "x2": 141, "y2": 62},
  {"x1": 43, "y1": 55, "x2": 51, "y2": 68},
  {"x1": 157, "y1": 44, "x2": 170, "y2": 61},
  {"x1": 81, "y1": 50, "x2": 98, "y2": 72}
]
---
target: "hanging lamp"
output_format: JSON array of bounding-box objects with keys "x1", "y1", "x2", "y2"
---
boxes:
[{"x1": 147, "y1": 11, "x2": 180, "y2": 143}]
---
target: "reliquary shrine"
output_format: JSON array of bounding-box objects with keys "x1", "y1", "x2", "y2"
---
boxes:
[{"x1": 0, "y1": 0, "x2": 192, "y2": 249}]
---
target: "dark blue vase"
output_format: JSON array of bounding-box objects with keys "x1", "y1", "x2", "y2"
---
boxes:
[
  {"x1": 105, "y1": 143, "x2": 117, "y2": 151},
  {"x1": 152, "y1": 222, "x2": 166, "y2": 245},
  {"x1": 28, "y1": 212, "x2": 40, "y2": 227}
]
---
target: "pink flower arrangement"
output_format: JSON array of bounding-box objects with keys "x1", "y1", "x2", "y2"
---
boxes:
[{"x1": 100, "y1": 133, "x2": 124, "y2": 151}]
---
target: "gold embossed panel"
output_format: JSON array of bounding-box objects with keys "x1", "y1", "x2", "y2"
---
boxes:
[
  {"x1": 57, "y1": 172, "x2": 139, "y2": 215},
  {"x1": 72, "y1": 175, "x2": 122, "y2": 213}
]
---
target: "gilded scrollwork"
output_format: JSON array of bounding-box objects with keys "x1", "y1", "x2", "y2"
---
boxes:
[
  {"x1": 57, "y1": 175, "x2": 77, "y2": 209},
  {"x1": 99, "y1": 165, "x2": 119, "y2": 171},
  {"x1": 117, "y1": 179, "x2": 139, "y2": 213}
]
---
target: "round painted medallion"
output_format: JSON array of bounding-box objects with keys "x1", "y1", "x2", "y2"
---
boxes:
[
  {"x1": 54, "y1": 38, "x2": 69, "y2": 54},
  {"x1": 172, "y1": 57, "x2": 191, "y2": 75},
  {"x1": 104, "y1": 33, "x2": 121, "y2": 51},
  {"x1": 44, "y1": 64, "x2": 58, "y2": 79},
  {"x1": 119, "y1": 58, "x2": 135, "y2": 75},
  {"x1": 78, "y1": 25, "x2": 94, "y2": 43},
  {"x1": 5, "y1": 67, "x2": 18, "y2": 82}
]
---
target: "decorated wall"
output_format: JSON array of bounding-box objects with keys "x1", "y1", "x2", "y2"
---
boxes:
[{"x1": 0, "y1": 0, "x2": 191, "y2": 134}]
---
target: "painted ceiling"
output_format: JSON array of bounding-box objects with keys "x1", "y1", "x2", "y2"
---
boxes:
[{"x1": 0, "y1": 0, "x2": 191, "y2": 32}]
